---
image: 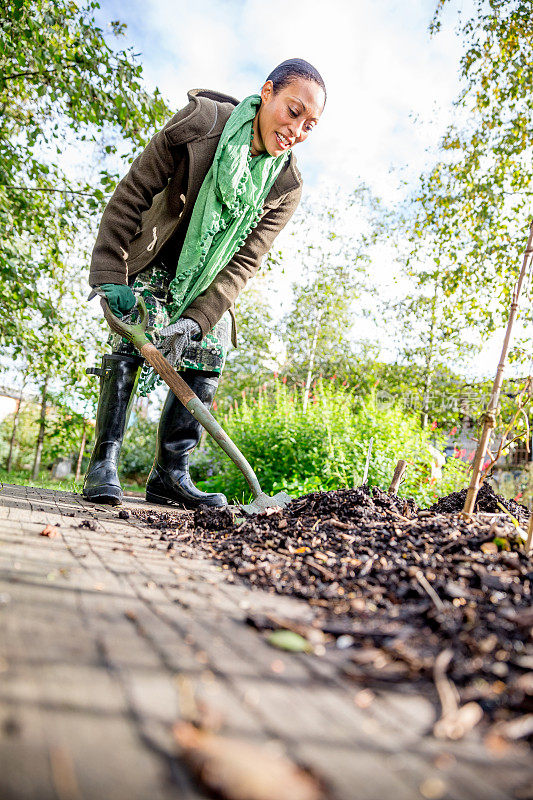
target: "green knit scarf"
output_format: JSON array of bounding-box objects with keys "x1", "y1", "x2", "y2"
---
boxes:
[{"x1": 166, "y1": 94, "x2": 288, "y2": 324}]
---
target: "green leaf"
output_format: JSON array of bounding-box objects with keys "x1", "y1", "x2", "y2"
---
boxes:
[{"x1": 267, "y1": 630, "x2": 312, "y2": 653}]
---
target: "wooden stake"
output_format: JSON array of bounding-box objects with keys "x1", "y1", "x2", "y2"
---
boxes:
[
  {"x1": 362, "y1": 437, "x2": 373, "y2": 484},
  {"x1": 389, "y1": 459, "x2": 407, "y2": 495},
  {"x1": 462, "y1": 221, "x2": 533, "y2": 519}
]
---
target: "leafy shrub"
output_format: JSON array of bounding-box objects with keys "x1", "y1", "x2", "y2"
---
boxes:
[
  {"x1": 193, "y1": 379, "x2": 466, "y2": 507},
  {"x1": 120, "y1": 416, "x2": 157, "y2": 482}
]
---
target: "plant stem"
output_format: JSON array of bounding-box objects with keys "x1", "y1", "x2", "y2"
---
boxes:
[{"x1": 462, "y1": 221, "x2": 533, "y2": 518}]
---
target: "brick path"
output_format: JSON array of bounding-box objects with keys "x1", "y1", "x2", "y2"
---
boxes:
[{"x1": 0, "y1": 484, "x2": 531, "y2": 800}]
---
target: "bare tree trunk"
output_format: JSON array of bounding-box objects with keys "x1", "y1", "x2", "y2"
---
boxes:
[
  {"x1": 32, "y1": 372, "x2": 49, "y2": 481},
  {"x1": 75, "y1": 419, "x2": 87, "y2": 482},
  {"x1": 303, "y1": 310, "x2": 323, "y2": 414},
  {"x1": 420, "y1": 290, "x2": 438, "y2": 429},
  {"x1": 6, "y1": 399, "x2": 22, "y2": 473},
  {"x1": 6, "y1": 370, "x2": 28, "y2": 473}
]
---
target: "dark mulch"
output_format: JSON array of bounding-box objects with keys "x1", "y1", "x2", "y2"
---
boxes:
[
  {"x1": 430, "y1": 481, "x2": 529, "y2": 523},
  {"x1": 132, "y1": 484, "x2": 532, "y2": 743}
]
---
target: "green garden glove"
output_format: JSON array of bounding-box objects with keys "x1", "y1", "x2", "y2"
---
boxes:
[{"x1": 97, "y1": 284, "x2": 136, "y2": 318}]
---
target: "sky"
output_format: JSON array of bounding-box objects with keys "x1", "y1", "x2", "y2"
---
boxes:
[
  {"x1": 84, "y1": 0, "x2": 521, "y2": 383},
  {"x1": 87, "y1": 0, "x2": 521, "y2": 380},
  {"x1": 93, "y1": 0, "x2": 467, "y2": 201}
]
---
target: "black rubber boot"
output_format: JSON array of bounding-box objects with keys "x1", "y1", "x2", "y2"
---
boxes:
[
  {"x1": 82, "y1": 353, "x2": 142, "y2": 505},
  {"x1": 145, "y1": 369, "x2": 227, "y2": 509}
]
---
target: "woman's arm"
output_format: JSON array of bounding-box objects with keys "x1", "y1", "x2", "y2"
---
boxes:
[
  {"x1": 183, "y1": 185, "x2": 302, "y2": 336},
  {"x1": 89, "y1": 103, "x2": 195, "y2": 287}
]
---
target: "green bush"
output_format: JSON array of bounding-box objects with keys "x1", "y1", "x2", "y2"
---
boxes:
[{"x1": 194, "y1": 379, "x2": 466, "y2": 507}]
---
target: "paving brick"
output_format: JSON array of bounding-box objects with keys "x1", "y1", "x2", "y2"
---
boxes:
[{"x1": 0, "y1": 483, "x2": 530, "y2": 800}]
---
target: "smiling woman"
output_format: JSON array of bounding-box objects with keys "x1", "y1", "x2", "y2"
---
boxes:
[
  {"x1": 252, "y1": 61, "x2": 326, "y2": 156},
  {"x1": 84, "y1": 58, "x2": 326, "y2": 510}
]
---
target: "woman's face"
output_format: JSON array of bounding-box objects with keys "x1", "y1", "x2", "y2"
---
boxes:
[{"x1": 251, "y1": 77, "x2": 325, "y2": 158}]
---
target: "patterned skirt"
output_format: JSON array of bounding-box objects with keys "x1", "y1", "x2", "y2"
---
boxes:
[{"x1": 108, "y1": 255, "x2": 231, "y2": 395}]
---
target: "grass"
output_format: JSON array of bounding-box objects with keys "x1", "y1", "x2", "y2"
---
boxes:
[
  {"x1": 0, "y1": 468, "x2": 83, "y2": 493},
  {"x1": 0, "y1": 467, "x2": 145, "y2": 497}
]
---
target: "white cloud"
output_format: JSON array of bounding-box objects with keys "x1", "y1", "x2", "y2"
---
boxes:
[
  {"x1": 97, "y1": 0, "x2": 466, "y2": 200},
  {"x1": 94, "y1": 1, "x2": 508, "y2": 378}
]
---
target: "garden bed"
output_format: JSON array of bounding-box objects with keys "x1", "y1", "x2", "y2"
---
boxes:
[{"x1": 132, "y1": 483, "x2": 532, "y2": 746}]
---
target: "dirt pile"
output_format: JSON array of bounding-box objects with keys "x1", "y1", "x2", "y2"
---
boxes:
[
  {"x1": 430, "y1": 481, "x2": 529, "y2": 523},
  {"x1": 133, "y1": 485, "x2": 532, "y2": 742}
]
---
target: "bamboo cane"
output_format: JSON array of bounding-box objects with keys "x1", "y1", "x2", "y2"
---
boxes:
[
  {"x1": 462, "y1": 221, "x2": 533, "y2": 519},
  {"x1": 362, "y1": 437, "x2": 373, "y2": 484}
]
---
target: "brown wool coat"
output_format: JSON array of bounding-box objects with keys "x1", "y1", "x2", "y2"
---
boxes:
[{"x1": 89, "y1": 89, "x2": 303, "y2": 343}]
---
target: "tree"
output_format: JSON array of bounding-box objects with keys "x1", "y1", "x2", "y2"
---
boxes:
[
  {"x1": 387, "y1": 247, "x2": 482, "y2": 427},
  {"x1": 0, "y1": 0, "x2": 169, "y2": 327},
  {"x1": 0, "y1": 0, "x2": 171, "y2": 472},
  {"x1": 218, "y1": 277, "x2": 276, "y2": 410},
  {"x1": 410, "y1": 1, "x2": 533, "y2": 348},
  {"x1": 280, "y1": 187, "x2": 380, "y2": 407}
]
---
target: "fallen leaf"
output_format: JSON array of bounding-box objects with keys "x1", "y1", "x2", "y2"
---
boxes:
[
  {"x1": 173, "y1": 722, "x2": 322, "y2": 800},
  {"x1": 40, "y1": 525, "x2": 58, "y2": 538},
  {"x1": 267, "y1": 630, "x2": 312, "y2": 653}
]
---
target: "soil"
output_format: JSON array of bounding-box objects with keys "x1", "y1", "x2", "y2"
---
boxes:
[
  {"x1": 132, "y1": 483, "x2": 532, "y2": 744},
  {"x1": 430, "y1": 481, "x2": 529, "y2": 523}
]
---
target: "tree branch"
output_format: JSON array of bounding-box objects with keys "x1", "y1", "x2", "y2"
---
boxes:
[{"x1": 0, "y1": 185, "x2": 104, "y2": 197}]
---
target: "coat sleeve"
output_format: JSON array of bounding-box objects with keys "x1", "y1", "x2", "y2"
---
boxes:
[
  {"x1": 183, "y1": 184, "x2": 302, "y2": 337},
  {"x1": 88, "y1": 103, "x2": 196, "y2": 287}
]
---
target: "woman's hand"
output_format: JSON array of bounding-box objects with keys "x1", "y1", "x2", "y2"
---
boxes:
[
  {"x1": 97, "y1": 284, "x2": 136, "y2": 318},
  {"x1": 159, "y1": 318, "x2": 202, "y2": 367}
]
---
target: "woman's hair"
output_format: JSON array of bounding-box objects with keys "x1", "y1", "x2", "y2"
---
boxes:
[{"x1": 266, "y1": 58, "x2": 326, "y2": 103}]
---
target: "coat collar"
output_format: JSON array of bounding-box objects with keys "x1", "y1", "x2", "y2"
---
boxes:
[{"x1": 182, "y1": 89, "x2": 302, "y2": 196}]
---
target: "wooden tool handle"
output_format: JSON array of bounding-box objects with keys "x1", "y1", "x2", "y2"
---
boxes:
[
  {"x1": 389, "y1": 459, "x2": 407, "y2": 495},
  {"x1": 140, "y1": 342, "x2": 263, "y2": 498},
  {"x1": 140, "y1": 343, "x2": 196, "y2": 404}
]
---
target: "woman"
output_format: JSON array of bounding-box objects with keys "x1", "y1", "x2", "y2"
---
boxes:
[{"x1": 84, "y1": 58, "x2": 326, "y2": 508}]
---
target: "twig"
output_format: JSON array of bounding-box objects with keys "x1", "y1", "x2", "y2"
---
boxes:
[
  {"x1": 306, "y1": 558, "x2": 336, "y2": 581},
  {"x1": 326, "y1": 518, "x2": 354, "y2": 530},
  {"x1": 414, "y1": 570, "x2": 445, "y2": 611},
  {"x1": 359, "y1": 555, "x2": 377, "y2": 577},
  {"x1": 479, "y1": 378, "x2": 532, "y2": 478},
  {"x1": 433, "y1": 649, "x2": 483, "y2": 739},
  {"x1": 0, "y1": 185, "x2": 102, "y2": 197}
]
